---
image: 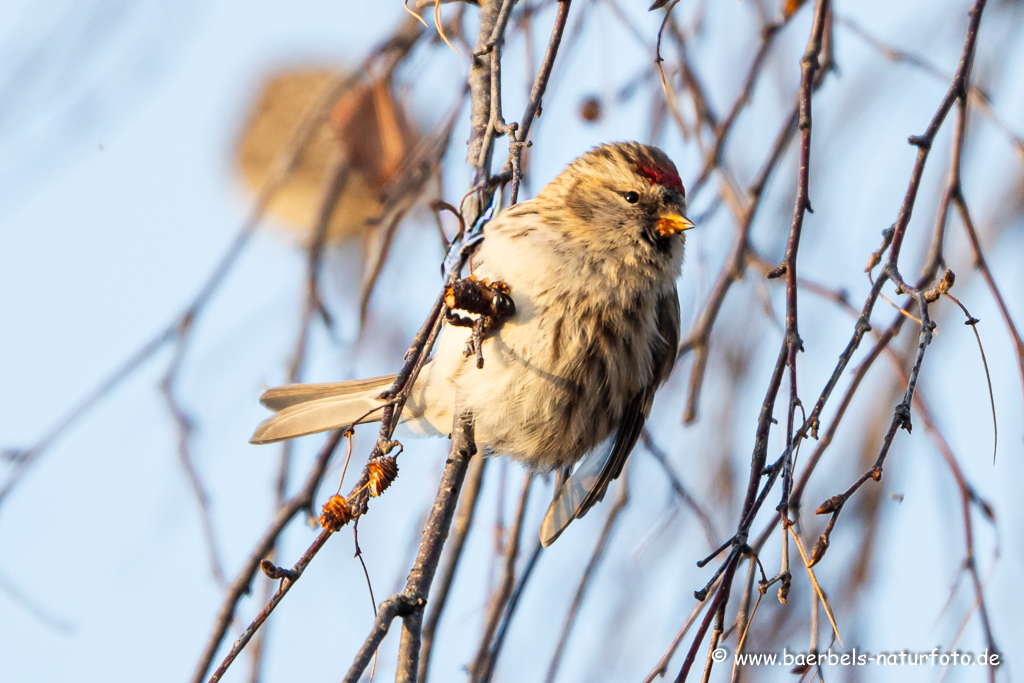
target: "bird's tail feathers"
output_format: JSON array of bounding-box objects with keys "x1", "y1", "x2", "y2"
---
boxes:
[
  {"x1": 250, "y1": 375, "x2": 397, "y2": 445},
  {"x1": 259, "y1": 375, "x2": 396, "y2": 410}
]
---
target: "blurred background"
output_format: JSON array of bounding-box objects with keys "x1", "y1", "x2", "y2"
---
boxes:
[{"x1": 0, "y1": 0, "x2": 1022, "y2": 681}]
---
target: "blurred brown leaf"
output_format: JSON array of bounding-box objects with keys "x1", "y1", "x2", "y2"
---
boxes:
[
  {"x1": 330, "y1": 77, "x2": 419, "y2": 190},
  {"x1": 236, "y1": 68, "x2": 420, "y2": 244}
]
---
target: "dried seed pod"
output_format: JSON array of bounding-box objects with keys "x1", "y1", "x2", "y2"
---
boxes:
[
  {"x1": 445, "y1": 278, "x2": 516, "y2": 321},
  {"x1": 488, "y1": 282, "x2": 515, "y2": 321},
  {"x1": 319, "y1": 494, "x2": 353, "y2": 532},
  {"x1": 444, "y1": 278, "x2": 490, "y2": 315},
  {"x1": 444, "y1": 278, "x2": 517, "y2": 369},
  {"x1": 367, "y1": 457, "x2": 399, "y2": 497},
  {"x1": 329, "y1": 77, "x2": 419, "y2": 190}
]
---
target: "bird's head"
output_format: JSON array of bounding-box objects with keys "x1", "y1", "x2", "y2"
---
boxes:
[{"x1": 538, "y1": 142, "x2": 694, "y2": 257}]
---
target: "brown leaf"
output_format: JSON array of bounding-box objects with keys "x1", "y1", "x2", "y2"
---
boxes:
[
  {"x1": 235, "y1": 69, "x2": 420, "y2": 244},
  {"x1": 330, "y1": 78, "x2": 419, "y2": 189}
]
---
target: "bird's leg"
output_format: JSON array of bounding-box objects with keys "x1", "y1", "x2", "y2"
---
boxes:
[{"x1": 444, "y1": 277, "x2": 516, "y2": 368}]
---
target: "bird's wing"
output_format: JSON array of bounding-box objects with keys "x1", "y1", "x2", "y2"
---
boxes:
[
  {"x1": 540, "y1": 438, "x2": 615, "y2": 546},
  {"x1": 539, "y1": 393, "x2": 647, "y2": 546},
  {"x1": 540, "y1": 290, "x2": 680, "y2": 546},
  {"x1": 259, "y1": 374, "x2": 397, "y2": 411}
]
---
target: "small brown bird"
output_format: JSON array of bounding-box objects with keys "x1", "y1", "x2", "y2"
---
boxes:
[{"x1": 251, "y1": 142, "x2": 693, "y2": 545}]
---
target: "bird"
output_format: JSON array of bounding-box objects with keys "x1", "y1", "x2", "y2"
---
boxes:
[{"x1": 251, "y1": 141, "x2": 693, "y2": 546}]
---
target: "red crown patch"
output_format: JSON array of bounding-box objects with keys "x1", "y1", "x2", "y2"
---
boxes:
[{"x1": 637, "y1": 163, "x2": 685, "y2": 197}]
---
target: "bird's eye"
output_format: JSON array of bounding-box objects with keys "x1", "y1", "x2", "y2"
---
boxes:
[{"x1": 623, "y1": 191, "x2": 640, "y2": 204}]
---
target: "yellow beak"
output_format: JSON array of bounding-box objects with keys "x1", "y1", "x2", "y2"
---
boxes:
[{"x1": 656, "y1": 213, "x2": 696, "y2": 237}]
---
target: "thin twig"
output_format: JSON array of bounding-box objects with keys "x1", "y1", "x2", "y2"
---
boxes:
[
  {"x1": 470, "y1": 474, "x2": 534, "y2": 683},
  {"x1": 504, "y1": 0, "x2": 572, "y2": 204},
  {"x1": 466, "y1": 0, "x2": 509, "y2": 177},
  {"x1": 837, "y1": 13, "x2": 1024, "y2": 160},
  {"x1": 193, "y1": 429, "x2": 345, "y2": 683},
  {"x1": 640, "y1": 430, "x2": 719, "y2": 547},
  {"x1": 208, "y1": 528, "x2": 334, "y2": 683},
  {"x1": 160, "y1": 334, "x2": 226, "y2": 587},
  {"x1": 481, "y1": 539, "x2": 545, "y2": 682},
  {"x1": 952, "y1": 191, "x2": 1024, "y2": 407},
  {"x1": 418, "y1": 456, "x2": 489, "y2": 683},
  {"x1": 341, "y1": 412, "x2": 476, "y2": 683},
  {"x1": 544, "y1": 477, "x2": 630, "y2": 683},
  {"x1": 642, "y1": 577, "x2": 721, "y2": 683},
  {"x1": 808, "y1": 0, "x2": 989, "y2": 537},
  {"x1": 676, "y1": 4, "x2": 831, "y2": 679},
  {"x1": 944, "y1": 292, "x2": 998, "y2": 463},
  {"x1": 0, "y1": 567, "x2": 75, "y2": 633},
  {"x1": 246, "y1": 148, "x2": 351, "y2": 682},
  {"x1": 394, "y1": 414, "x2": 478, "y2": 683},
  {"x1": 0, "y1": 18, "x2": 427, "y2": 512}
]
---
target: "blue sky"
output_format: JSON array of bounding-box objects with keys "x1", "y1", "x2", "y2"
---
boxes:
[{"x1": 1, "y1": 1, "x2": 1022, "y2": 681}]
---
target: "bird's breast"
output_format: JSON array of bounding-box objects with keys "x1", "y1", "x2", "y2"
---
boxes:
[{"x1": 438, "y1": 213, "x2": 670, "y2": 470}]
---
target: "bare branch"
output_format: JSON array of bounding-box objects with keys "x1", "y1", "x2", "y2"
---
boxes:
[
  {"x1": 504, "y1": 0, "x2": 572, "y2": 205},
  {"x1": 545, "y1": 477, "x2": 629, "y2": 683},
  {"x1": 341, "y1": 413, "x2": 476, "y2": 683},
  {"x1": 418, "y1": 456, "x2": 489, "y2": 683},
  {"x1": 0, "y1": 17, "x2": 427, "y2": 511},
  {"x1": 470, "y1": 473, "x2": 534, "y2": 683},
  {"x1": 193, "y1": 429, "x2": 345, "y2": 683}
]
